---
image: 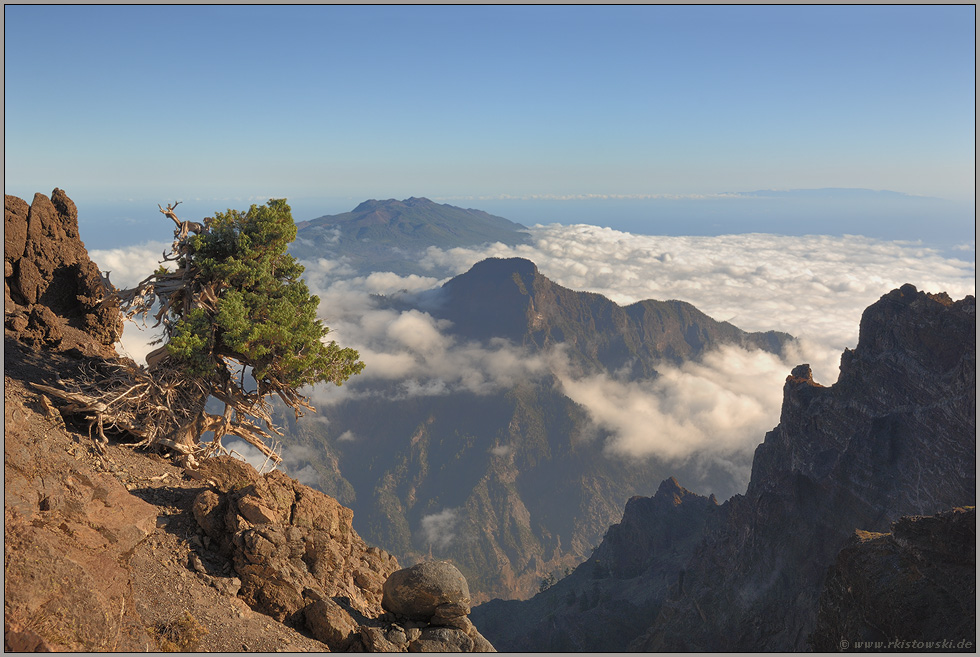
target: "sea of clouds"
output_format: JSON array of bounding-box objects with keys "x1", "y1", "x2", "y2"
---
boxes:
[{"x1": 91, "y1": 225, "x2": 975, "y2": 490}]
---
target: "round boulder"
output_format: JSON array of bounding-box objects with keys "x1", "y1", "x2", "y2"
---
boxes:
[{"x1": 382, "y1": 561, "x2": 470, "y2": 620}]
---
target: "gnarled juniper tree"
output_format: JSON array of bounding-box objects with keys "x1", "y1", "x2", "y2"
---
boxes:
[{"x1": 39, "y1": 199, "x2": 362, "y2": 468}]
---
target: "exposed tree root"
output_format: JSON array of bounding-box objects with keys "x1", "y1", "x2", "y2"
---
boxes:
[{"x1": 29, "y1": 358, "x2": 284, "y2": 469}]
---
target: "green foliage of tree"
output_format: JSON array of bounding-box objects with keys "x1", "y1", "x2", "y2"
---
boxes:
[
  {"x1": 119, "y1": 199, "x2": 363, "y2": 463},
  {"x1": 169, "y1": 199, "x2": 363, "y2": 391}
]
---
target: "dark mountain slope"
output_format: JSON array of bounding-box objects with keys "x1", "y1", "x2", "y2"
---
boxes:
[
  {"x1": 469, "y1": 477, "x2": 727, "y2": 651},
  {"x1": 810, "y1": 506, "x2": 975, "y2": 651},
  {"x1": 472, "y1": 284, "x2": 976, "y2": 651},
  {"x1": 291, "y1": 381, "x2": 645, "y2": 600},
  {"x1": 286, "y1": 257, "x2": 796, "y2": 602}
]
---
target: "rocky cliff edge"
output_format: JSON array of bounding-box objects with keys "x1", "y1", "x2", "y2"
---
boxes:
[
  {"x1": 5, "y1": 190, "x2": 123, "y2": 357},
  {"x1": 3, "y1": 190, "x2": 495, "y2": 652}
]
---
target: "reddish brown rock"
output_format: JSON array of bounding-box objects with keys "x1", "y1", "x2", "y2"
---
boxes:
[
  {"x1": 4, "y1": 622, "x2": 65, "y2": 652},
  {"x1": 188, "y1": 457, "x2": 496, "y2": 651},
  {"x1": 190, "y1": 460, "x2": 400, "y2": 624},
  {"x1": 4, "y1": 189, "x2": 122, "y2": 356},
  {"x1": 360, "y1": 625, "x2": 400, "y2": 652},
  {"x1": 237, "y1": 496, "x2": 279, "y2": 525},
  {"x1": 1, "y1": 189, "x2": 498, "y2": 653},
  {"x1": 4, "y1": 380, "x2": 158, "y2": 651},
  {"x1": 304, "y1": 597, "x2": 360, "y2": 650},
  {"x1": 4, "y1": 193, "x2": 29, "y2": 262}
]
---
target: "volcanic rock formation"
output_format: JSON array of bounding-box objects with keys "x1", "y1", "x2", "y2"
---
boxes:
[
  {"x1": 809, "y1": 506, "x2": 976, "y2": 651},
  {"x1": 190, "y1": 457, "x2": 495, "y2": 651},
  {"x1": 473, "y1": 284, "x2": 976, "y2": 651},
  {"x1": 5, "y1": 190, "x2": 123, "y2": 356}
]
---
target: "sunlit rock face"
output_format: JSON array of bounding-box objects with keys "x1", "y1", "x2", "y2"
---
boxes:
[{"x1": 5, "y1": 190, "x2": 123, "y2": 356}]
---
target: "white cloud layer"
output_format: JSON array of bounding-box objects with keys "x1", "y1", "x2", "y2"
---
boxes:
[
  {"x1": 553, "y1": 343, "x2": 812, "y2": 483},
  {"x1": 420, "y1": 508, "x2": 459, "y2": 550},
  {"x1": 90, "y1": 241, "x2": 172, "y2": 289},
  {"x1": 299, "y1": 263, "x2": 553, "y2": 405},
  {"x1": 416, "y1": 226, "x2": 975, "y2": 381},
  {"x1": 90, "y1": 225, "x2": 975, "y2": 492}
]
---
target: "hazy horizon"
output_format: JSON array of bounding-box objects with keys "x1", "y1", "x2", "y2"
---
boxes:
[{"x1": 6, "y1": 188, "x2": 974, "y2": 256}]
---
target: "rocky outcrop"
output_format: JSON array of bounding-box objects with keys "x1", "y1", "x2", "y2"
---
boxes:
[
  {"x1": 304, "y1": 561, "x2": 495, "y2": 652},
  {"x1": 472, "y1": 477, "x2": 724, "y2": 651},
  {"x1": 383, "y1": 561, "x2": 471, "y2": 620},
  {"x1": 810, "y1": 507, "x2": 976, "y2": 651},
  {"x1": 190, "y1": 456, "x2": 400, "y2": 623},
  {"x1": 632, "y1": 286, "x2": 975, "y2": 652},
  {"x1": 475, "y1": 285, "x2": 975, "y2": 652},
  {"x1": 191, "y1": 457, "x2": 495, "y2": 651},
  {"x1": 3, "y1": 191, "x2": 495, "y2": 652},
  {"x1": 378, "y1": 561, "x2": 495, "y2": 651},
  {"x1": 5, "y1": 190, "x2": 122, "y2": 357},
  {"x1": 593, "y1": 477, "x2": 723, "y2": 580}
]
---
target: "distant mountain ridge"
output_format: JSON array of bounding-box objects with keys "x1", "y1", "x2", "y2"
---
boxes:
[
  {"x1": 428, "y1": 257, "x2": 790, "y2": 375},
  {"x1": 291, "y1": 197, "x2": 530, "y2": 275}
]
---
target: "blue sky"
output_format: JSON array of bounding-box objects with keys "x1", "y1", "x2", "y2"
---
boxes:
[{"x1": 4, "y1": 5, "x2": 976, "y2": 247}]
